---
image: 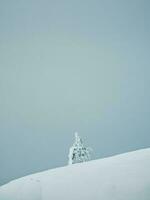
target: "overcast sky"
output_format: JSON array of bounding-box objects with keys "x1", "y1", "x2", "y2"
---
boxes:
[{"x1": 0, "y1": 0, "x2": 150, "y2": 185}]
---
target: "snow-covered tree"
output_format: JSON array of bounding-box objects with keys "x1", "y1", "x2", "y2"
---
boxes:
[{"x1": 68, "y1": 132, "x2": 92, "y2": 165}]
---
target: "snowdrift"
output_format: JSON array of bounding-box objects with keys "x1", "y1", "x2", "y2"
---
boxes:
[{"x1": 0, "y1": 148, "x2": 150, "y2": 200}]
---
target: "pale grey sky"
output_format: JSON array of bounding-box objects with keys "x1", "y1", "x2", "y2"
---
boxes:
[{"x1": 0, "y1": 0, "x2": 150, "y2": 185}]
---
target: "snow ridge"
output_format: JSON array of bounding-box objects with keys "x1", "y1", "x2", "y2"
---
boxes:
[{"x1": 0, "y1": 148, "x2": 150, "y2": 200}]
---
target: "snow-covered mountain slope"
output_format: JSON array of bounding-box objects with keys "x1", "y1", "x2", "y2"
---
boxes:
[{"x1": 0, "y1": 148, "x2": 150, "y2": 200}]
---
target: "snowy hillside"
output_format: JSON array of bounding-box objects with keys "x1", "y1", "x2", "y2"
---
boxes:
[{"x1": 0, "y1": 148, "x2": 150, "y2": 200}]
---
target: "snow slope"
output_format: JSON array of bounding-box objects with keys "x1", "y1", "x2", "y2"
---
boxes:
[{"x1": 0, "y1": 148, "x2": 150, "y2": 200}]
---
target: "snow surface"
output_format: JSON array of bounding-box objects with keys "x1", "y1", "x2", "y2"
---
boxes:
[{"x1": 0, "y1": 148, "x2": 150, "y2": 200}]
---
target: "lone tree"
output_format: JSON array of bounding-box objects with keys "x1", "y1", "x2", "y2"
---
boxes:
[{"x1": 68, "y1": 132, "x2": 92, "y2": 165}]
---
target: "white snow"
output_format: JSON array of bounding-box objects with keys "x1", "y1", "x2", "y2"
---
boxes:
[{"x1": 0, "y1": 148, "x2": 150, "y2": 200}]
